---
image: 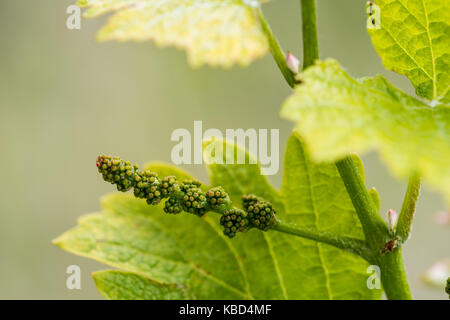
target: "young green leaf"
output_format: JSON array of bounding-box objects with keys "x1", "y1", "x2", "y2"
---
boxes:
[
  {"x1": 76, "y1": 0, "x2": 269, "y2": 67},
  {"x1": 367, "y1": 0, "x2": 450, "y2": 103},
  {"x1": 281, "y1": 59, "x2": 450, "y2": 204},
  {"x1": 93, "y1": 270, "x2": 188, "y2": 300},
  {"x1": 204, "y1": 137, "x2": 379, "y2": 299},
  {"x1": 280, "y1": 134, "x2": 380, "y2": 299},
  {"x1": 207, "y1": 136, "x2": 381, "y2": 299},
  {"x1": 55, "y1": 192, "x2": 253, "y2": 299}
]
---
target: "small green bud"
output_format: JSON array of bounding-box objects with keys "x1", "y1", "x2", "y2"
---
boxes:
[
  {"x1": 242, "y1": 194, "x2": 260, "y2": 210},
  {"x1": 133, "y1": 170, "x2": 162, "y2": 205},
  {"x1": 181, "y1": 179, "x2": 202, "y2": 189},
  {"x1": 96, "y1": 155, "x2": 137, "y2": 192},
  {"x1": 220, "y1": 208, "x2": 249, "y2": 238},
  {"x1": 181, "y1": 181, "x2": 207, "y2": 216},
  {"x1": 242, "y1": 195, "x2": 277, "y2": 231},
  {"x1": 206, "y1": 186, "x2": 231, "y2": 210},
  {"x1": 164, "y1": 197, "x2": 183, "y2": 215},
  {"x1": 159, "y1": 176, "x2": 180, "y2": 197}
]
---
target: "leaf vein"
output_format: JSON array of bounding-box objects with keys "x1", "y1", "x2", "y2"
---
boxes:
[
  {"x1": 300, "y1": 148, "x2": 333, "y2": 299},
  {"x1": 202, "y1": 215, "x2": 254, "y2": 299},
  {"x1": 262, "y1": 232, "x2": 288, "y2": 299},
  {"x1": 421, "y1": 0, "x2": 437, "y2": 99}
]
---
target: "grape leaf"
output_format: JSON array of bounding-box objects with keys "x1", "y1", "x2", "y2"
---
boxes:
[
  {"x1": 76, "y1": 0, "x2": 269, "y2": 67},
  {"x1": 204, "y1": 138, "x2": 380, "y2": 299},
  {"x1": 55, "y1": 194, "x2": 251, "y2": 299},
  {"x1": 367, "y1": 0, "x2": 450, "y2": 103},
  {"x1": 93, "y1": 270, "x2": 188, "y2": 300},
  {"x1": 281, "y1": 59, "x2": 450, "y2": 204},
  {"x1": 53, "y1": 135, "x2": 380, "y2": 299},
  {"x1": 281, "y1": 136, "x2": 380, "y2": 299}
]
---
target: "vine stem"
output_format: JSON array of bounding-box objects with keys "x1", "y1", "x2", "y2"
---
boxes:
[
  {"x1": 273, "y1": 220, "x2": 370, "y2": 259},
  {"x1": 374, "y1": 248, "x2": 412, "y2": 299},
  {"x1": 300, "y1": 0, "x2": 413, "y2": 299},
  {"x1": 301, "y1": 0, "x2": 319, "y2": 68},
  {"x1": 299, "y1": 0, "x2": 389, "y2": 250},
  {"x1": 396, "y1": 173, "x2": 421, "y2": 243},
  {"x1": 335, "y1": 156, "x2": 388, "y2": 248},
  {"x1": 171, "y1": 190, "x2": 367, "y2": 257},
  {"x1": 336, "y1": 157, "x2": 413, "y2": 299},
  {"x1": 299, "y1": 0, "x2": 413, "y2": 299},
  {"x1": 257, "y1": 0, "x2": 415, "y2": 299},
  {"x1": 256, "y1": 6, "x2": 296, "y2": 88}
]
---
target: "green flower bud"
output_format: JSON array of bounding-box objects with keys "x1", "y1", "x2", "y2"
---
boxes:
[
  {"x1": 159, "y1": 176, "x2": 180, "y2": 197},
  {"x1": 133, "y1": 170, "x2": 162, "y2": 205},
  {"x1": 220, "y1": 208, "x2": 249, "y2": 238},
  {"x1": 96, "y1": 155, "x2": 138, "y2": 192},
  {"x1": 206, "y1": 187, "x2": 231, "y2": 210},
  {"x1": 242, "y1": 194, "x2": 260, "y2": 211},
  {"x1": 181, "y1": 182, "x2": 207, "y2": 216},
  {"x1": 181, "y1": 179, "x2": 202, "y2": 189},
  {"x1": 164, "y1": 197, "x2": 183, "y2": 215},
  {"x1": 242, "y1": 195, "x2": 277, "y2": 231}
]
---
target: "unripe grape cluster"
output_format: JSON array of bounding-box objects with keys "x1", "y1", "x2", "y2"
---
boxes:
[
  {"x1": 97, "y1": 156, "x2": 213, "y2": 217},
  {"x1": 220, "y1": 208, "x2": 249, "y2": 238},
  {"x1": 96, "y1": 155, "x2": 138, "y2": 192},
  {"x1": 164, "y1": 197, "x2": 183, "y2": 215},
  {"x1": 242, "y1": 194, "x2": 277, "y2": 231},
  {"x1": 206, "y1": 187, "x2": 231, "y2": 210},
  {"x1": 159, "y1": 176, "x2": 180, "y2": 197},
  {"x1": 242, "y1": 194, "x2": 259, "y2": 211},
  {"x1": 97, "y1": 155, "x2": 278, "y2": 239},
  {"x1": 181, "y1": 180, "x2": 207, "y2": 217},
  {"x1": 133, "y1": 170, "x2": 161, "y2": 205}
]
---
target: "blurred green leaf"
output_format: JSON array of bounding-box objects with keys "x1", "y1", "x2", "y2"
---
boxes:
[
  {"x1": 281, "y1": 59, "x2": 450, "y2": 204},
  {"x1": 77, "y1": 0, "x2": 269, "y2": 67},
  {"x1": 54, "y1": 135, "x2": 379, "y2": 299},
  {"x1": 367, "y1": 0, "x2": 450, "y2": 102}
]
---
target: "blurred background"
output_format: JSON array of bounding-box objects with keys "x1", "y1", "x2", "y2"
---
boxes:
[{"x1": 0, "y1": 0, "x2": 448, "y2": 299}]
